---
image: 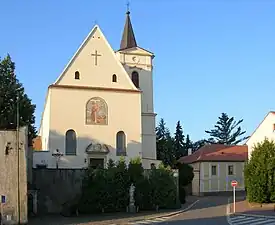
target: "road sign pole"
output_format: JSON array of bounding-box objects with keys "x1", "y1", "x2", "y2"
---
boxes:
[{"x1": 233, "y1": 186, "x2": 236, "y2": 213}]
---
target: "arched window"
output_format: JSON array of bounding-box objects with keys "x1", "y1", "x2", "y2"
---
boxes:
[
  {"x1": 75, "y1": 71, "x2": 80, "y2": 80},
  {"x1": 112, "y1": 74, "x2": 117, "y2": 82},
  {"x1": 65, "y1": 129, "x2": 77, "y2": 155},
  {"x1": 116, "y1": 131, "x2": 126, "y2": 156},
  {"x1": 131, "y1": 71, "x2": 139, "y2": 88},
  {"x1": 86, "y1": 97, "x2": 108, "y2": 125}
]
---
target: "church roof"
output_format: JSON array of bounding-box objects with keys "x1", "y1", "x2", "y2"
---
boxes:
[{"x1": 120, "y1": 11, "x2": 137, "y2": 50}]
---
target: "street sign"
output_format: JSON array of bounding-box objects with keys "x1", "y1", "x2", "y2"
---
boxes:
[
  {"x1": 231, "y1": 180, "x2": 238, "y2": 187},
  {"x1": 1, "y1": 195, "x2": 6, "y2": 204},
  {"x1": 231, "y1": 180, "x2": 237, "y2": 213}
]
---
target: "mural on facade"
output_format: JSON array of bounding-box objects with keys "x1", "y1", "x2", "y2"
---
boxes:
[{"x1": 86, "y1": 97, "x2": 108, "y2": 125}]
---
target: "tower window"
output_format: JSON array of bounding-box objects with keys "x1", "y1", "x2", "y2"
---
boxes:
[
  {"x1": 131, "y1": 71, "x2": 139, "y2": 88},
  {"x1": 75, "y1": 71, "x2": 80, "y2": 80},
  {"x1": 112, "y1": 74, "x2": 117, "y2": 82}
]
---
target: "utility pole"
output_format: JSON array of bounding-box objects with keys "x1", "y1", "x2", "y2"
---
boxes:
[{"x1": 17, "y1": 92, "x2": 20, "y2": 225}]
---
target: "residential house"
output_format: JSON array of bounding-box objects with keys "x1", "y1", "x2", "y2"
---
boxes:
[
  {"x1": 246, "y1": 111, "x2": 275, "y2": 159},
  {"x1": 179, "y1": 144, "x2": 247, "y2": 196}
]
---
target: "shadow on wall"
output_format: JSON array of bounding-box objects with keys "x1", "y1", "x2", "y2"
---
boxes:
[{"x1": 33, "y1": 130, "x2": 142, "y2": 169}]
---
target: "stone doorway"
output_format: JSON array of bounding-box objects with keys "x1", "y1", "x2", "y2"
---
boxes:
[{"x1": 89, "y1": 158, "x2": 104, "y2": 169}]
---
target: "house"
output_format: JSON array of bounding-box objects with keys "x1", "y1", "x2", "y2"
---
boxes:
[
  {"x1": 178, "y1": 144, "x2": 248, "y2": 196},
  {"x1": 246, "y1": 111, "x2": 275, "y2": 159},
  {"x1": 33, "y1": 10, "x2": 160, "y2": 169}
]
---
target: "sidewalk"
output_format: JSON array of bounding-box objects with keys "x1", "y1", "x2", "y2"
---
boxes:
[
  {"x1": 230, "y1": 199, "x2": 275, "y2": 218},
  {"x1": 28, "y1": 196, "x2": 200, "y2": 225}
]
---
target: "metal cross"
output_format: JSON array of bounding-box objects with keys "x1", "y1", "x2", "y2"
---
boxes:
[
  {"x1": 127, "y1": 1, "x2": 130, "y2": 12},
  {"x1": 91, "y1": 50, "x2": 102, "y2": 66}
]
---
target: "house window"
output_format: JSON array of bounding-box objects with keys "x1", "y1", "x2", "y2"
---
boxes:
[
  {"x1": 228, "y1": 165, "x2": 234, "y2": 175},
  {"x1": 131, "y1": 71, "x2": 139, "y2": 88},
  {"x1": 116, "y1": 131, "x2": 126, "y2": 156},
  {"x1": 75, "y1": 71, "x2": 80, "y2": 79},
  {"x1": 112, "y1": 74, "x2": 117, "y2": 82},
  {"x1": 273, "y1": 124, "x2": 275, "y2": 132},
  {"x1": 65, "y1": 129, "x2": 77, "y2": 155},
  {"x1": 211, "y1": 165, "x2": 217, "y2": 176}
]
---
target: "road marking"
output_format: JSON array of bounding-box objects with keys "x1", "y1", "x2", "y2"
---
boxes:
[{"x1": 228, "y1": 214, "x2": 275, "y2": 225}]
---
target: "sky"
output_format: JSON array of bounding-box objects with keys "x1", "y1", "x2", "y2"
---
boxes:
[{"x1": 1, "y1": 0, "x2": 275, "y2": 142}]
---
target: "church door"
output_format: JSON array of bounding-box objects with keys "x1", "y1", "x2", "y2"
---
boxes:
[{"x1": 89, "y1": 158, "x2": 104, "y2": 169}]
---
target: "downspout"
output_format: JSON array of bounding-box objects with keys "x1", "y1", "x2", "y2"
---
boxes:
[{"x1": 199, "y1": 162, "x2": 201, "y2": 196}]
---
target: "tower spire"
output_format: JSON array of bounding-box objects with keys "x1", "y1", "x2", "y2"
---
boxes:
[{"x1": 120, "y1": 2, "x2": 137, "y2": 50}]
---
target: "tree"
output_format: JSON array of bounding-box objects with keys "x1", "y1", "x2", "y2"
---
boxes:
[
  {"x1": 173, "y1": 121, "x2": 185, "y2": 159},
  {"x1": 244, "y1": 139, "x2": 275, "y2": 203},
  {"x1": 192, "y1": 139, "x2": 207, "y2": 152},
  {"x1": 184, "y1": 134, "x2": 193, "y2": 155},
  {"x1": 156, "y1": 118, "x2": 175, "y2": 166},
  {"x1": 205, "y1": 112, "x2": 249, "y2": 145},
  {"x1": 0, "y1": 55, "x2": 36, "y2": 143}
]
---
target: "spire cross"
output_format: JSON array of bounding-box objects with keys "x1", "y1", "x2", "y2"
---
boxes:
[{"x1": 126, "y1": 1, "x2": 130, "y2": 12}]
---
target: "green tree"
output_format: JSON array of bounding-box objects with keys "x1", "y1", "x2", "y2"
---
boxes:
[
  {"x1": 205, "y1": 112, "x2": 249, "y2": 145},
  {"x1": 173, "y1": 121, "x2": 185, "y2": 159},
  {"x1": 184, "y1": 134, "x2": 193, "y2": 155},
  {"x1": 0, "y1": 55, "x2": 36, "y2": 143},
  {"x1": 156, "y1": 118, "x2": 175, "y2": 166},
  {"x1": 245, "y1": 139, "x2": 275, "y2": 203}
]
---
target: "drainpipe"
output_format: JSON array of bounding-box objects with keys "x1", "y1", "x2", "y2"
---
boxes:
[{"x1": 199, "y1": 162, "x2": 201, "y2": 196}]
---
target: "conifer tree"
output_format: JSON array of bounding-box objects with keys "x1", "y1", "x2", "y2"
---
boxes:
[
  {"x1": 173, "y1": 121, "x2": 185, "y2": 159},
  {"x1": 205, "y1": 112, "x2": 249, "y2": 145},
  {"x1": 0, "y1": 55, "x2": 36, "y2": 143},
  {"x1": 156, "y1": 118, "x2": 175, "y2": 166}
]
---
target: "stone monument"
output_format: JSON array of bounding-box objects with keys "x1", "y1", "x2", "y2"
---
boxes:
[{"x1": 129, "y1": 183, "x2": 136, "y2": 213}]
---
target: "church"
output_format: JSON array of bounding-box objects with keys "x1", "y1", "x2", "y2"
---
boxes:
[{"x1": 33, "y1": 10, "x2": 160, "y2": 169}]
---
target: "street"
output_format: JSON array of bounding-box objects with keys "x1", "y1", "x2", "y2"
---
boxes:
[{"x1": 156, "y1": 196, "x2": 229, "y2": 225}]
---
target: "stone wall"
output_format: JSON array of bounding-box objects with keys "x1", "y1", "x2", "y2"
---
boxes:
[
  {"x1": 0, "y1": 127, "x2": 28, "y2": 224},
  {"x1": 32, "y1": 168, "x2": 86, "y2": 214}
]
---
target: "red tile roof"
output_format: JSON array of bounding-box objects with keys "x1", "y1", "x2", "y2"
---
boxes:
[{"x1": 178, "y1": 144, "x2": 248, "y2": 164}]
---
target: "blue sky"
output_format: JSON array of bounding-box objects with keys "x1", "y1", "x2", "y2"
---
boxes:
[{"x1": 1, "y1": 0, "x2": 275, "y2": 142}]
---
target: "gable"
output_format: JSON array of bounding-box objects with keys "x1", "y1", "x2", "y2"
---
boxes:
[
  {"x1": 117, "y1": 46, "x2": 154, "y2": 57},
  {"x1": 246, "y1": 111, "x2": 275, "y2": 145},
  {"x1": 55, "y1": 25, "x2": 137, "y2": 90}
]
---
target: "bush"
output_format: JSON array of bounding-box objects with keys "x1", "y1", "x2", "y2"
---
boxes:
[
  {"x1": 244, "y1": 139, "x2": 275, "y2": 203},
  {"x1": 78, "y1": 158, "x2": 181, "y2": 213}
]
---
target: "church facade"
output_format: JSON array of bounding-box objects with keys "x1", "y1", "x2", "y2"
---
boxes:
[{"x1": 33, "y1": 11, "x2": 159, "y2": 169}]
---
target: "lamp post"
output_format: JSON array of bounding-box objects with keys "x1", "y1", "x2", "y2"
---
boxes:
[
  {"x1": 52, "y1": 149, "x2": 63, "y2": 169},
  {"x1": 173, "y1": 170, "x2": 180, "y2": 205},
  {"x1": 16, "y1": 92, "x2": 20, "y2": 225}
]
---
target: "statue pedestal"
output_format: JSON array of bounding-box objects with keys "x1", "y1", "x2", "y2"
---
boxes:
[{"x1": 129, "y1": 204, "x2": 136, "y2": 213}]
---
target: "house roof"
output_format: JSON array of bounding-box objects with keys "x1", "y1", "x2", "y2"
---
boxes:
[{"x1": 178, "y1": 144, "x2": 248, "y2": 164}]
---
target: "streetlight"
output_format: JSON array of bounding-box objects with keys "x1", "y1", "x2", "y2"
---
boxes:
[
  {"x1": 173, "y1": 170, "x2": 180, "y2": 206},
  {"x1": 52, "y1": 149, "x2": 63, "y2": 169}
]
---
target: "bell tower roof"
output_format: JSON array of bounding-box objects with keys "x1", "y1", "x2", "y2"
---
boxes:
[{"x1": 119, "y1": 10, "x2": 137, "y2": 50}]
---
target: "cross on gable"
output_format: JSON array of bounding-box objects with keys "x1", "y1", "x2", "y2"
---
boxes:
[{"x1": 91, "y1": 50, "x2": 102, "y2": 66}]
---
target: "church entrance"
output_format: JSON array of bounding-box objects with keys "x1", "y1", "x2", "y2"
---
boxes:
[{"x1": 89, "y1": 158, "x2": 104, "y2": 169}]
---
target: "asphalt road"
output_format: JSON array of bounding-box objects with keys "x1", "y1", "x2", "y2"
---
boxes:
[{"x1": 159, "y1": 196, "x2": 230, "y2": 225}]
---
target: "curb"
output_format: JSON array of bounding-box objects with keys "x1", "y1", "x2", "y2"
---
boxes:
[{"x1": 131, "y1": 199, "x2": 200, "y2": 223}]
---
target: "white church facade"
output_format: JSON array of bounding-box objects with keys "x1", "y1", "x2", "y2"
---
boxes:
[{"x1": 33, "y1": 10, "x2": 160, "y2": 169}]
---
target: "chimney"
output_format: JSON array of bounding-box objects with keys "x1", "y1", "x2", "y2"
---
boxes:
[{"x1": 188, "y1": 148, "x2": 192, "y2": 155}]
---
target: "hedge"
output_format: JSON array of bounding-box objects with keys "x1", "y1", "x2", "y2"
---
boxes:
[
  {"x1": 78, "y1": 157, "x2": 182, "y2": 213},
  {"x1": 244, "y1": 139, "x2": 275, "y2": 203}
]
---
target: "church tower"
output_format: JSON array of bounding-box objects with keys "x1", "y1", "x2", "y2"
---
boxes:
[{"x1": 116, "y1": 10, "x2": 157, "y2": 160}]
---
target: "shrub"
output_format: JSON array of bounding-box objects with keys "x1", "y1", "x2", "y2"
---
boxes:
[
  {"x1": 244, "y1": 139, "x2": 275, "y2": 203},
  {"x1": 78, "y1": 158, "x2": 180, "y2": 213}
]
